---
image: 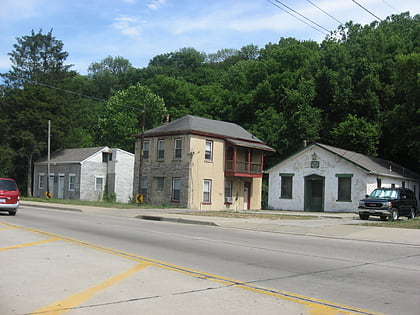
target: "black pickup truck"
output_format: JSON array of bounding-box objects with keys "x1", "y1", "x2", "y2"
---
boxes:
[{"x1": 358, "y1": 188, "x2": 418, "y2": 221}]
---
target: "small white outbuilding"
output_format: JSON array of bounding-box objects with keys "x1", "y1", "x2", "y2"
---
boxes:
[{"x1": 266, "y1": 143, "x2": 420, "y2": 212}]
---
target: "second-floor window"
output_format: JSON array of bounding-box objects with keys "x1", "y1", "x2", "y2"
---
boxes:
[
  {"x1": 143, "y1": 140, "x2": 150, "y2": 160},
  {"x1": 157, "y1": 139, "x2": 165, "y2": 160},
  {"x1": 174, "y1": 138, "x2": 182, "y2": 159},
  {"x1": 205, "y1": 140, "x2": 213, "y2": 161}
]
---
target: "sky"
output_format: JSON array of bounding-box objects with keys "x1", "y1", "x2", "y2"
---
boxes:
[{"x1": 1, "y1": 0, "x2": 419, "y2": 75}]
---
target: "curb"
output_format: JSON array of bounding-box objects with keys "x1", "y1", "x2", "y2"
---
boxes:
[
  {"x1": 22, "y1": 203, "x2": 83, "y2": 212},
  {"x1": 136, "y1": 215, "x2": 218, "y2": 226}
]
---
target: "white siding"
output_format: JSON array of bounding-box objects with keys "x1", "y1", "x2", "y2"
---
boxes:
[{"x1": 112, "y1": 149, "x2": 134, "y2": 203}]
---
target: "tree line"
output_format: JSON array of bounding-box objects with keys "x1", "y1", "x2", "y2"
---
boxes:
[{"x1": 0, "y1": 12, "x2": 419, "y2": 195}]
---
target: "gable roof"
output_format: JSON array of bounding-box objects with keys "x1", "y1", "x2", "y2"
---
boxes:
[
  {"x1": 35, "y1": 147, "x2": 108, "y2": 164},
  {"x1": 138, "y1": 115, "x2": 275, "y2": 151},
  {"x1": 267, "y1": 142, "x2": 419, "y2": 180},
  {"x1": 316, "y1": 143, "x2": 420, "y2": 180}
]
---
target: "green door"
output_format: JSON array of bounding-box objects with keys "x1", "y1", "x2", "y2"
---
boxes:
[{"x1": 304, "y1": 175, "x2": 324, "y2": 212}]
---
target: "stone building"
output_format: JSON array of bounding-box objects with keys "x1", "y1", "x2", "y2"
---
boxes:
[{"x1": 133, "y1": 115, "x2": 274, "y2": 210}]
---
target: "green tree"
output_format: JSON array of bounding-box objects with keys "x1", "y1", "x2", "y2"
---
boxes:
[
  {"x1": 330, "y1": 114, "x2": 380, "y2": 156},
  {"x1": 98, "y1": 83, "x2": 167, "y2": 152},
  {"x1": 2, "y1": 29, "x2": 72, "y2": 87},
  {"x1": 1, "y1": 29, "x2": 76, "y2": 195},
  {"x1": 87, "y1": 56, "x2": 135, "y2": 99}
]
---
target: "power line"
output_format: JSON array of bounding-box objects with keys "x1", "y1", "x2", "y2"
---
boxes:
[
  {"x1": 305, "y1": 0, "x2": 344, "y2": 25},
  {"x1": 21, "y1": 78, "x2": 141, "y2": 112},
  {"x1": 381, "y1": 0, "x2": 399, "y2": 13},
  {"x1": 352, "y1": 0, "x2": 383, "y2": 22},
  {"x1": 265, "y1": 0, "x2": 330, "y2": 36}
]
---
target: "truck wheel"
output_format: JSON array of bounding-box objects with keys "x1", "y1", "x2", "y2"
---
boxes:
[
  {"x1": 407, "y1": 208, "x2": 415, "y2": 219},
  {"x1": 389, "y1": 209, "x2": 399, "y2": 221},
  {"x1": 359, "y1": 213, "x2": 369, "y2": 220}
]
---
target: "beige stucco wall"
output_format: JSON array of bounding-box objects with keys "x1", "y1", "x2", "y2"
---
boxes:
[{"x1": 188, "y1": 135, "x2": 262, "y2": 210}]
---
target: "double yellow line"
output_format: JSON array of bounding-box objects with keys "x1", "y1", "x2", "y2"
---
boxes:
[{"x1": 1, "y1": 221, "x2": 381, "y2": 315}]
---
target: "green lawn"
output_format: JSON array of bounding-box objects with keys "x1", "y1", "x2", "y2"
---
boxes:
[
  {"x1": 21, "y1": 197, "x2": 160, "y2": 209},
  {"x1": 357, "y1": 217, "x2": 420, "y2": 229}
]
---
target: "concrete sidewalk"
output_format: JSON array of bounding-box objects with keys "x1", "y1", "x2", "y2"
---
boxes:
[{"x1": 21, "y1": 201, "x2": 420, "y2": 246}]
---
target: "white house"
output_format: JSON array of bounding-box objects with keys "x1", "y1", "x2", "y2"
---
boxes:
[
  {"x1": 33, "y1": 147, "x2": 134, "y2": 203},
  {"x1": 266, "y1": 143, "x2": 420, "y2": 212}
]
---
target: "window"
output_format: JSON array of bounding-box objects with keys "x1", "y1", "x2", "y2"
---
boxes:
[
  {"x1": 205, "y1": 140, "x2": 213, "y2": 161},
  {"x1": 143, "y1": 140, "x2": 150, "y2": 160},
  {"x1": 157, "y1": 139, "x2": 165, "y2": 160},
  {"x1": 336, "y1": 174, "x2": 352, "y2": 201},
  {"x1": 141, "y1": 178, "x2": 148, "y2": 199},
  {"x1": 102, "y1": 152, "x2": 112, "y2": 162},
  {"x1": 224, "y1": 181, "x2": 233, "y2": 203},
  {"x1": 156, "y1": 177, "x2": 164, "y2": 191},
  {"x1": 95, "y1": 177, "x2": 104, "y2": 192},
  {"x1": 69, "y1": 174, "x2": 76, "y2": 191},
  {"x1": 280, "y1": 173, "x2": 293, "y2": 199},
  {"x1": 39, "y1": 174, "x2": 45, "y2": 190},
  {"x1": 172, "y1": 178, "x2": 181, "y2": 201},
  {"x1": 203, "y1": 179, "x2": 212, "y2": 203},
  {"x1": 174, "y1": 138, "x2": 182, "y2": 159}
]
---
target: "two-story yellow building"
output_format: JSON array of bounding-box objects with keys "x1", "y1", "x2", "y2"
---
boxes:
[{"x1": 133, "y1": 115, "x2": 274, "y2": 210}]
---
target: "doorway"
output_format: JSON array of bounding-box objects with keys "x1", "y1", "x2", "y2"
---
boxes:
[
  {"x1": 304, "y1": 175, "x2": 324, "y2": 212},
  {"x1": 244, "y1": 182, "x2": 251, "y2": 210}
]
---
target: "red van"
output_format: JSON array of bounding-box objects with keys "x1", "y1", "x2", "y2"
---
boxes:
[{"x1": 0, "y1": 178, "x2": 20, "y2": 215}]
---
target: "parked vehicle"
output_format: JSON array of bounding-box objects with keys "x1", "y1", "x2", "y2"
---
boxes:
[
  {"x1": 0, "y1": 178, "x2": 20, "y2": 215},
  {"x1": 358, "y1": 188, "x2": 418, "y2": 221}
]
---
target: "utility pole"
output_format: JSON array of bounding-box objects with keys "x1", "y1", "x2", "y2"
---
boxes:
[
  {"x1": 136, "y1": 104, "x2": 146, "y2": 204},
  {"x1": 46, "y1": 120, "x2": 52, "y2": 199}
]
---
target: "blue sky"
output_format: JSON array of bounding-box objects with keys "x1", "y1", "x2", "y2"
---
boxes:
[{"x1": 1, "y1": 0, "x2": 418, "y2": 75}]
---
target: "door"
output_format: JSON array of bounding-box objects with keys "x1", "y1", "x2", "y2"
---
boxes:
[
  {"x1": 244, "y1": 182, "x2": 251, "y2": 210},
  {"x1": 58, "y1": 175, "x2": 65, "y2": 199},
  {"x1": 304, "y1": 175, "x2": 324, "y2": 212}
]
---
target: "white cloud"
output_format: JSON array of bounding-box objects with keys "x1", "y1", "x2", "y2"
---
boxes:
[
  {"x1": 112, "y1": 16, "x2": 143, "y2": 36},
  {"x1": 147, "y1": 0, "x2": 166, "y2": 10}
]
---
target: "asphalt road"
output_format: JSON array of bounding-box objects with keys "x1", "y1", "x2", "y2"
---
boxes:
[{"x1": 1, "y1": 205, "x2": 420, "y2": 315}]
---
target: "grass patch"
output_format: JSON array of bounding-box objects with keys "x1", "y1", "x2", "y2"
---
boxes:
[
  {"x1": 182, "y1": 211, "x2": 317, "y2": 220},
  {"x1": 357, "y1": 217, "x2": 420, "y2": 229},
  {"x1": 21, "y1": 197, "x2": 162, "y2": 209}
]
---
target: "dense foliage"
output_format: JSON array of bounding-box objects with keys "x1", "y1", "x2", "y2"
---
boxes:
[{"x1": 1, "y1": 13, "x2": 419, "y2": 195}]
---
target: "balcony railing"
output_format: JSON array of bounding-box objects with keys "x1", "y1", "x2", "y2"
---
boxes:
[{"x1": 225, "y1": 160, "x2": 262, "y2": 176}]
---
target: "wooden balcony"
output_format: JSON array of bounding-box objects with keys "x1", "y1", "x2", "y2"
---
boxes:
[{"x1": 225, "y1": 160, "x2": 263, "y2": 178}]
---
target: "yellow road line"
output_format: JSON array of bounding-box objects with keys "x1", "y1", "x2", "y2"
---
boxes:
[
  {"x1": 0, "y1": 238, "x2": 58, "y2": 252},
  {"x1": 31, "y1": 262, "x2": 150, "y2": 315},
  {"x1": 0, "y1": 226, "x2": 17, "y2": 230},
  {"x1": 3, "y1": 221, "x2": 382, "y2": 315}
]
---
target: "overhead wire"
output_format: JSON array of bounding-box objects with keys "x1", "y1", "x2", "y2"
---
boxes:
[
  {"x1": 18, "y1": 78, "x2": 142, "y2": 112},
  {"x1": 265, "y1": 0, "x2": 330, "y2": 36},
  {"x1": 305, "y1": 0, "x2": 344, "y2": 25},
  {"x1": 351, "y1": 0, "x2": 383, "y2": 21}
]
